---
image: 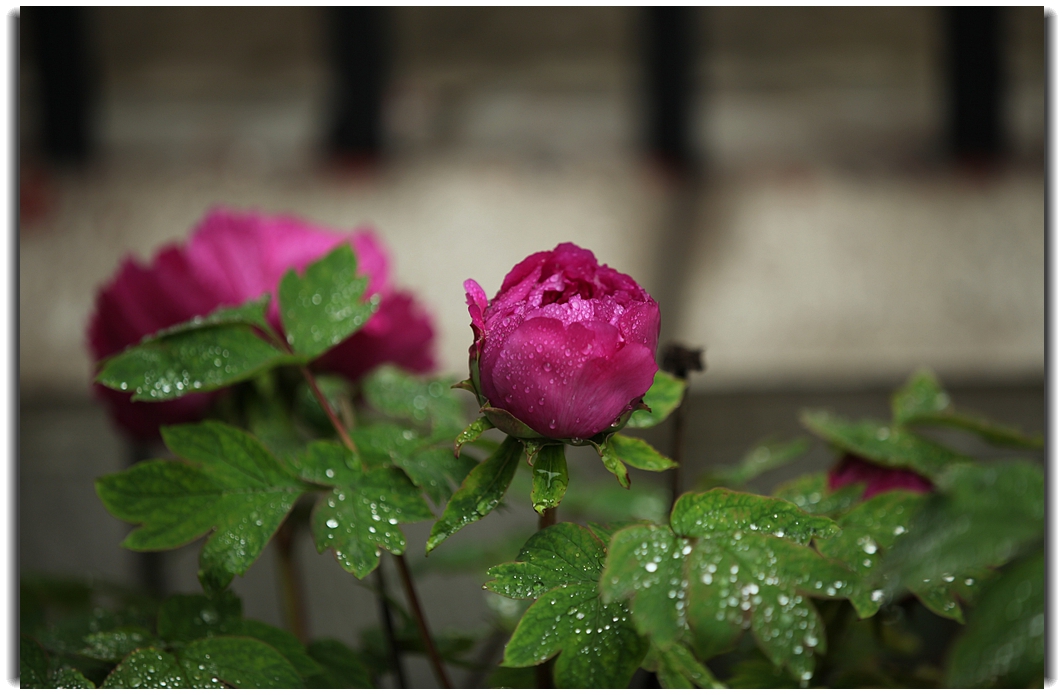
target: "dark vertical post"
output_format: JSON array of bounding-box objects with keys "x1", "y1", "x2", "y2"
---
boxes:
[
  {"x1": 644, "y1": 7, "x2": 696, "y2": 173},
  {"x1": 945, "y1": 7, "x2": 1004, "y2": 161},
  {"x1": 327, "y1": 7, "x2": 389, "y2": 163},
  {"x1": 27, "y1": 7, "x2": 95, "y2": 165}
]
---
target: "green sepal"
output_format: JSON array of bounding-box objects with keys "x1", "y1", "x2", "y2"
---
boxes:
[
  {"x1": 278, "y1": 244, "x2": 378, "y2": 359},
  {"x1": 530, "y1": 443, "x2": 569, "y2": 514},
  {"x1": 609, "y1": 434, "x2": 677, "y2": 471},
  {"x1": 627, "y1": 371, "x2": 686, "y2": 429},
  {"x1": 481, "y1": 406, "x2": 543, "y2": 439},
  {"x1": 592, "y1": 437, "x2": 631, "y2": 488},
  {"x1": 427, "y1": 436, "x2": 524, "y2": 553},
  {"x1": 454, "y1": 416, "x2": 494, "y2": 457}
]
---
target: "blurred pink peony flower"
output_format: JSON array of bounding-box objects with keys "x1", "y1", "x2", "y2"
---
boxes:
[
  {"x1": 827, "y1": 453, "x2": 934, "y2": 500},
  {"x1": 464, "y1": 242, "x2": 660, "y2": 440},
  {"x1": 88, "y1": 208, "x2": 435, "y2": 440}
]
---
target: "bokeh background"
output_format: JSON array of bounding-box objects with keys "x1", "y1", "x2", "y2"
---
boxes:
[{"x1": 19, "y1": 7, "x2": 1044, "y2": 687}]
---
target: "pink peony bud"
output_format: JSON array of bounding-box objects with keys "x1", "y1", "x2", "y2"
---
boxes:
[
  {"x1": 87, "y1": 208, "x2": 436, "y2": 440},
  {"x1": 464, "y1": 243, "x2": 660, "y2": 440},
  {"x1": 827, "y1": 453, "x2": 934, "y2": 500}
]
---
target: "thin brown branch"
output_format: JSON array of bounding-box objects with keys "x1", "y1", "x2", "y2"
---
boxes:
[{"x1": 394, "y1": 554, "x2": 453, "y2": 688}]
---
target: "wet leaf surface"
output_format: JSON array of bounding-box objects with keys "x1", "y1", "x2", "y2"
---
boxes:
[
  {"x1": 427, "y1": 436, "x2": 523, "y2": 552},
  {"x1": 801, "y1": 410, "x2": 968, "y2": 477},
  {"x1": 300, "y1": 442, "x2": 433, "y2": 578},
  {"x1": 627, "y1": 371, "x2": 686, "y2": 429},
  {"x1": 892, "y1": 370, "x2": 1043, "y2": 449},
  {"x1": 486, "y1": 523, "x2": 647, "y2": 688},
  {"x1": 178, "y1": 636, "x2": 303, "y2": 688},
  {"x1": 101, "y1": 648, "x2": 186, "y2": 688},
  {"x1": 602, "y1": 490, "x2": 855, "y2": 684},
  {"x1": 96, "y1": 422, "x2": 309, "y2": 592},
  {"x1": 278, "y1": 244, "x2": 377, "y2": 359}
]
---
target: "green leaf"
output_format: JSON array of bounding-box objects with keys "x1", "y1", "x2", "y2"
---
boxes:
[
  {"x1": 561, "y1": 481, "x2": 670, "y2": 525},
  {"x1": 301, "y1": 442, "x2": 433, "y2": 579},
  {"x1": 592, "y1": 438, "x2": 631, "y2": 488},
  {"x1": 349, "y1": 423, "x2": 477, "y2": 506},
  {"x1": 96, "y1": 324, "x2": 298, "y2": 402},
  {"x1": 530, "y1": 444, "x2": 569, "y2": 514},
  {"x1": 800, "y1": 410, "x2": 968, "y2": 477},
  {"x1": 725, "y1": 654, "x2": 799, "y2": 688},
  {"x1": 601, "y1": 491, "x2": 859, "y2": 683},
  {"x1": 159, "y1": 294, "x2": 274, "y2": 335},
  {"x1": 708, "y1": 437, "x2": 810, "y2": 488},
  {"x1": 627, "y1": 371, "x2": 686, "y2": 429},
  {"x1": 51, "y1": 665, "x2": 96, "y2": 688},
  {"x1": 892, "y1": 370, "x2": 1043, "y2": 449},
  {"x1": 178, "y1": 636, "x2": 303, "y2": 688},
  {"x1": 21, "y1": 636, "x2": 51, "y2": 687},
  {"x1": 600, "y1": 524, "x2": 690, "y2": 646},
  {"x1": 78, "y1": 627, "x2": 162, "y2": 662},
  {"x1": 814, "y1": 491, "x2": 924, "y2": 618},
  {"x1": 226, "y1": 620, "x2": 323, "y2": 680},
  {"x1": 609, "y1": 434, "x2": 677, "y2": 471},
  {"x1": 454, "y1": 416, "x2": 494, "y2": 457},
  {"x1": 670, "y1": 489, "x2": 839, "y2": 543},
  {"x1": 362, "y1": 366, "x2": 466, "y2": 437},
  {"x1": 156, "y1": 592, "x2": 242, "y2": 645},
  {"x1": 427, "y1": 436, "x2": 523, "y2": 553},
  {"x1": 647, "y1": 641, "x2": 725, "y2": 689},
  {"x1": 305, "y1": 639, "x2": 374, "y2": 689},
  {"x1": 278, "y1": 244, "x2": 378, "y2": 359},
  {"x1": 772, "y1": 473, "x2": 864, "y2": 517},
  {"x1": 486, "y1": 523, "x2": 647, "y2": 688},
  {"x1": 101, "y1": 648, "x2": 187, "y2": 688},
  {"x1": 881, "y1": 461, "x2": 1044, "y2": 592},
  {"x1": 946, "y1": 552, "x2": 1044, "y2": 687},
  {"x1": 96, "y1": 422, "x2": 309, "y2": 591}
]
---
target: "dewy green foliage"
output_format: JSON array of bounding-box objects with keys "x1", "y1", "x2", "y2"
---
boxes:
[
  {"x1": 486, "y1": 523, "x2": 647, "y2": 688},
  {"x1": 96, "y1": 324, "x2": 298, "y2": 402},
  {"x1": 626, "y1": 370, "x2": 686, "y2": 429},
  {"x1": 278, "y1": 244, "x2": 378, "y2": 358},
  {"x1": 427, "y1": 436, "x2": 524, "y2": 552},
  {"x1": 95, "y1": 421, "x2": 310, "y2": 592},
  {"x1": 600, "y1": 489, "x2": 856, "y2": 684},
  {"x1": 947, "y1": 551, "x2": 1045, "y2": 688},
  {"x1": 892, "y1": 369, "x2": 1044, "y2": 448},
  {"x1": 880, "y1": 460, "x2": 1044, "y2": 593},
  {"x1": 298, "y1": 441, "x2": 433, "y2": 578},
  {"x1": 362, "y1": 365, "x2": 467, "y2": 438},
  {"x1": 800, "y1": 410, "x2": 968, "y2": 477},
  {"x1": 351, "y1": 422, "x2": 478, "y2": 507}
]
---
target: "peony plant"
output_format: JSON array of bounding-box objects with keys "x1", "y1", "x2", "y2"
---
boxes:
[{"x1": 20, "y1": 219, "x2": 1045, "y2": 689}]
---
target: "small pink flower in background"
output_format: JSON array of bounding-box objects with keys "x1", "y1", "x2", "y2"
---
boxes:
[
  {"x1": 465, "y1": 242, "x2": 660, "y2": 440},
  {"x1": 827, "y1": 453, "x2": 934, "y2": 500},
  {"x1": 88, "y1": 208, "x2": 436, "y2": 440}
]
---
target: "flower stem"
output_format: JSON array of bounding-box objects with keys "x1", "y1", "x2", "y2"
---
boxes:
[
  {"x1": 662, "y1": 344, "x2": 704, "y2": 505},
  {"x1": 274, "y1": 515, "x2": 309, "y2": 643},
  {"x1": 394, "y1": 554, "x2": 453, "y2": 688},
  {"x1": 536, "y1": 506, "x2": 557, "y2": 688},
  {"x1": 300, "y1": 366, "x2": 358, "y2": 454},
  {"x1": 374, "y1": 563, "x2": 408, "y2": 688},
  {"x1": 298, "y1": 365, "x2": 450, "y2": 688}
]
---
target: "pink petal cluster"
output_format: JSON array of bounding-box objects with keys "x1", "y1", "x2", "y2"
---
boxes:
[
  {"x1": 88, "y1": 208, "x2": 435, "y2": 440},
  {"x1": 827, "y1": 453, "x2": 934, "y2": 500},
  {"x1": 465, "y1": 243, "x2": 660, "y2": 440}
]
